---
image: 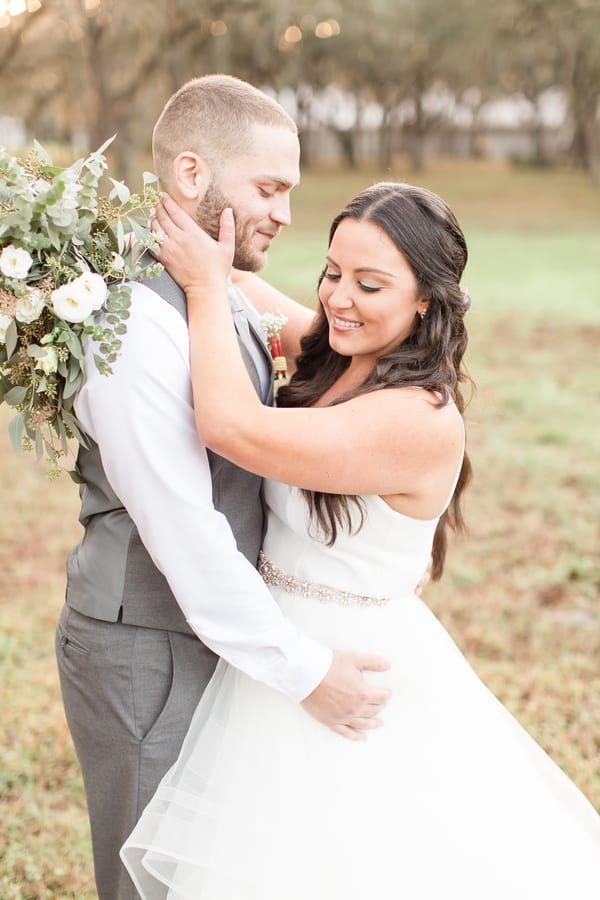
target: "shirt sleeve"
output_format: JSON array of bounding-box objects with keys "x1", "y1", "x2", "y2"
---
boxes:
[{"x1": 74, "y1": 282, "x2": 332, "y2": 701}]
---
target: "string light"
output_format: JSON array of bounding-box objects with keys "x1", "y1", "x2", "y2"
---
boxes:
[
  {"x1": 283, "y1": 25, "x2": 302, "y2": 43},
  {"x1": 315, "y1": 18, "x2": 341, "y2": 39},
  {"x1": 210, "y1": 19, "x2": 227, "y2": 36},
  {"x1": 0, "y1": 0, "x2": 40, "y2": 22}
]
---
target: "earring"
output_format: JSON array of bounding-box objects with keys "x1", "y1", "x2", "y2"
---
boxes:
[{"x1": 419, "y1": 309, "x2": 426, "y2": 320}]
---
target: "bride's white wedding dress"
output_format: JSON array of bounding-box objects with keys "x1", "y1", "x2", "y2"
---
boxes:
[{"x1": 121, "y1": 479, "x2": 600, "y2": 899}]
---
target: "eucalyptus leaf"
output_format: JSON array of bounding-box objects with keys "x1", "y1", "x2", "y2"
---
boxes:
[
  {"x1": 43, "y1": 438, "x2": 57, "y2": 461},
  {"x1": 69, "y1": 466, "x2": 85, "y2": 485},
  {"x1": 24, "y1": 419, "x2": 36, "y2": 440},
  {"x1": 94, "y1": 135, "x2": 116, "y2": 157},
  {"x1": 27, "y1": 344, "x2": 49, "y2": 359},
  {"x1": 5, "y1": 318, "x2": 18, "y2": 359},
  {"x1": 4, "y1": 385, "x2": 28, "y2": 406},
  {"x1": 63, "y1": 371, "x2": 83, "y2": 400},
  {"x1": 109, "y1": 178, "x2": 131, "y2": 205},
  {"x1": 46, "y1": 221, "x2": 63, "y2": 251},
  {"x1": 34, "y1": 428, "x2": 43, "y2": 461},
  {"x1": 93, "y1": 353, "x2": 112, "y2": 375},
  {"x1": 33, "y1": 139, "x2": 52, "y2": 166},
  {"x1": 61, "y1": 409, "x2": 88, "y2": 445},
  {"x1": 66, "y1": 360, "x2": 81, "y2": 383},
  {"x1": 60, "y1": 328, "x2": 84, "y2": 361},
  {"x1": 8, "y1": 412, "x2": 24, "y2": 452},
  {"x1": 116, "y1": 217, "x2": 125, "y2": 254},
  {"x1": 55, "y1": 415, "x2": 69, "y2": 455},
  {"x1": 129, "y1": 218, "x2": 150, "y2": 243}
]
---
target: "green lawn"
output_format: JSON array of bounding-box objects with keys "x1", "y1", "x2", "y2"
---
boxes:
[{"x1": 1, "y1": 160, "x2": 600, "y2": 897}]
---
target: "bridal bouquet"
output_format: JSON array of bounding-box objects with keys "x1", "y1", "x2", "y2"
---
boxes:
[{"x1": 0, "y1": 137, "x2": 161, "y2": 477}]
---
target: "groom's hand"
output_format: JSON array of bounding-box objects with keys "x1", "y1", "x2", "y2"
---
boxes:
[{"x1": 301, "y1": 650, "x2": 391, "y2": 741}]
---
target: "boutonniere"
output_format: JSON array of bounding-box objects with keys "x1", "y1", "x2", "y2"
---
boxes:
[
  {"x1": 259, "y1": 309, "x2": 289, "y2": 394},
  {"x1": 0, "y1": 137, "x2": 161, "y2": 478}
]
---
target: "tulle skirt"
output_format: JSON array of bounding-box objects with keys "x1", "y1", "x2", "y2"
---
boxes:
[{"x1": 121, "y1": 587, "x2": 600, "y2": 899}]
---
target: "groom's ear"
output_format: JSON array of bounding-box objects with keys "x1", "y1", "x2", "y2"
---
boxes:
[{"x1": 171, "y1": 152, "x2": 211, "y2": 202}]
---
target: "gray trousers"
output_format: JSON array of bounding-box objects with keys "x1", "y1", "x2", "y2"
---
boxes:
[{"x1": 55, "y1": 604, "x2": 218, "y2": 900}]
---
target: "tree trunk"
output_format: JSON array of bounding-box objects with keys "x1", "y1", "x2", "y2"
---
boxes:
[
  {"x1": 531, "y1": 104, "x2": 548, "y2": 167},
  {"x1": 333, "y1": 128, "x2": 358, "y2": 169},
  {"x1": 378, "y1": 112, "x2": 393, "y2": 169},
  {"x1": 410, "y1": 94, "x2": 426, "y2": 171},
  {"x1": 568, "y1": 37, "x2": 599, "y2": 178}
]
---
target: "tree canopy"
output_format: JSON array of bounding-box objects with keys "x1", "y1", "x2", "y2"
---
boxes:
[{"x1": 1, "y1": 0, "x2": 599, "y2": 179}]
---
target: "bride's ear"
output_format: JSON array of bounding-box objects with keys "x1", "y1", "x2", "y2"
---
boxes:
[{"x1": 171, "y1": 152, "x2": 211, "y2": 202}]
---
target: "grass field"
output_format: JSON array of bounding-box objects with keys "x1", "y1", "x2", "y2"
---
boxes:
[{"x1": 1, "y1": 160, "x2": 599, "y2": 897}]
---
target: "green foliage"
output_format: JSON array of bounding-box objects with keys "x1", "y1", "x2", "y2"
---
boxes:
[{"x1": 0, "y1": 139, "x2": 162, "y2": 474}]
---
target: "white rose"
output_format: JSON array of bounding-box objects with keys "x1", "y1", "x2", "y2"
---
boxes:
[
  {"x1": 51, "y1": 281, "x2": 93, "y2": 323},
  {"x1": 15, "y1": 288, "x2": 45, "y2": 324},
  {"x1": 35, "y1": 345, "x2": 59, "y2": 375},
  {"x1": 0, "y1": 311, "x2": 14, "y2": 343},
  {"x1": 0, "y1": 244, "x2": 33, "y2": 280},
  {"x1": 77, "y1": 272, "x2": 108, "y2": 311}
]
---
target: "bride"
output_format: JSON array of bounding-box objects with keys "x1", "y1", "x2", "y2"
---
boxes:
[{"x1": 121, "y1": 182, "x2": 600, "y2": 898}]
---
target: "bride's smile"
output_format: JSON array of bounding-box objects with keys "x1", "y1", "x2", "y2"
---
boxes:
[{"x1": 319, "y1": 217, "x2": 429, "y2": 371}]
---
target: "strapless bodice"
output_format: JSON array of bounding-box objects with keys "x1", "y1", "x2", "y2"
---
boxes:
[{"x1": 262, "y1": 480, "x2": 439, "y2": 600}]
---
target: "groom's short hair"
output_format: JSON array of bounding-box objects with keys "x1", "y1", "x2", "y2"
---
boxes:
[{"x1": 152, "y1": 74, "x2": 297, "y2": 189}]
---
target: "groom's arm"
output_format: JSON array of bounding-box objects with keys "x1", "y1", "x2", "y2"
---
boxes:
[
  {"x1": 76, "y1": 283, "x2": 330, "y2": 700},
  {"x1": 76, "y1": 283, "x2": 390, "y2": 733}
]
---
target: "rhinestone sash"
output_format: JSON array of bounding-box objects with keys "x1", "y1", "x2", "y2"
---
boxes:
[{"x1": 258, "y1": 551, "x2": 390, "y2": 608}]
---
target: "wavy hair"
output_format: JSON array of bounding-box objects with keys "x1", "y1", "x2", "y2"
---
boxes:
[{"x1": 277, "y1": 182, "x2": 473, "y2": 580}]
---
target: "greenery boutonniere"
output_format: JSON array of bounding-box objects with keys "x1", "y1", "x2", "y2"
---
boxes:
[{"x1": 260, "y1": 308, "x2": 289, "y2": 395}]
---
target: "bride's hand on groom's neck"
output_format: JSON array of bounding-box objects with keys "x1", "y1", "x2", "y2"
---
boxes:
[{"x1": 151, "y1": 194, "x2": 235, "y2": 295}]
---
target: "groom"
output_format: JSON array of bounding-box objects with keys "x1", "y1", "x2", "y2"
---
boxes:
[{"x1": 55, "y1": 74, "x2": 390, "y2": 900}]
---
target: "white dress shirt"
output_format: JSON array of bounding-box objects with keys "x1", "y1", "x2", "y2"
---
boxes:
[{"x1": 74, "y1": 282, "x2": 332, "y2": 701}]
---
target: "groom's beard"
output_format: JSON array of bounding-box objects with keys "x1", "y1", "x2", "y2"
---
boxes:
[{"x1": 195, "y1": 179, "x2": 263, "y2": 272}]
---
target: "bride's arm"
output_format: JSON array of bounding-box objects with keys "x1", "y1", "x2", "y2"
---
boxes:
[{"x1": 153, "y1": 196, "x2": 460, "y2": 499}]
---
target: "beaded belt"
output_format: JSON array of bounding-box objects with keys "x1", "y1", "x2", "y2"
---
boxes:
[{"x1": 258, "y1": 551, "x2": 390, "y2": 608}]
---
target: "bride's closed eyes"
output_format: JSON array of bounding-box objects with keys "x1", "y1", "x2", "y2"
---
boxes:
[{"x1": 323, "y1": 270, "x2": 383, "y2": 294}]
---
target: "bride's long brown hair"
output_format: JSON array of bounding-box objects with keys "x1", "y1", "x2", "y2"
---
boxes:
[{"x1": 276, "y1": 182, "x2": 473, "y2": 580}]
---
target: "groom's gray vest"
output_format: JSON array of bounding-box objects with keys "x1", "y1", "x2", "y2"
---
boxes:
[{"x1": 65, "y1": 267, "x2": 273, "y2": 634}]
